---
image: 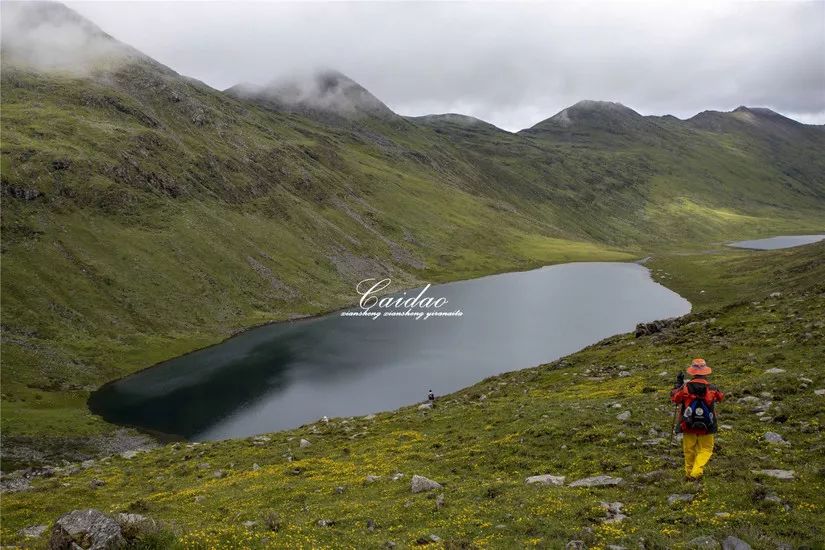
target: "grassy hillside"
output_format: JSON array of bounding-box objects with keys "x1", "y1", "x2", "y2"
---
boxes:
[
  {"x1": 0, "y1": 61, "x2": 632, "y2": 458},
  {"x1": 2, "y1": 2, "x2": 825, "y2": 468},
  {"x1": 2, "y1": 241, "x2": 823, "y2": 549}
]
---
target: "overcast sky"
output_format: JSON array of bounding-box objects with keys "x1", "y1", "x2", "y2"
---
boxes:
[{"x1": 65, "y1": 1, "x2": 825, "y2": 131}]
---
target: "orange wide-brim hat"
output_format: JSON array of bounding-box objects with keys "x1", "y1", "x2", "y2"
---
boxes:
[{"x1": 687, "y1": 358, "x2": 712, "y2": 376}]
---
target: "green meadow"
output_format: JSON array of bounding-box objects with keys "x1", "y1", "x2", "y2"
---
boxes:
[{"x1": 2, "y1": 239, "x2": 823, "y2": 549}]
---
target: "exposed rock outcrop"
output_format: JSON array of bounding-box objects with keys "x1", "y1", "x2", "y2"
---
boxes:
[
  {"x1": 49, "y1": 509, "x2": 125, "y2": 550},
  {"x1": 411, "y1": 475, "x2": 442, "y2": 493}
]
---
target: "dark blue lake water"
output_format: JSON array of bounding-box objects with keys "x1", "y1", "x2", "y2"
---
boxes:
[{"x1": 89, "y1": 262, "x2": 691, "y2": 440}]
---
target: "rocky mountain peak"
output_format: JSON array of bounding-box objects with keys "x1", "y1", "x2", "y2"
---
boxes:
[
  {"x1": 408, "y1": 113, "x2": 505, "y2": 133},
  {"x1": 519, "y1": 99, "x2": 649, "y2": 139},
  {"x1": 226, "y1": 69, "x2": 397, "y2": 122},
  {"x1": 548, "y1": 100, "x2": 641, "y2": 127}
]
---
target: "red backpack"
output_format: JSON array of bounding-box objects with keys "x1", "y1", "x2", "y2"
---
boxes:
[{"x1": 671, "y1": 379, "x2": 724, "y2": 434}]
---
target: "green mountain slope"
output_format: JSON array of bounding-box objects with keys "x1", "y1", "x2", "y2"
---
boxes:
[
  {"x1": 408, "y1": 100, "x2": 825, "y2": 248},
  {"x1": 1, "y1": 1, "x2": 824, "y2": 465},
  {"x1": 2, "y1": 241, "x2": 823, "y2": 549}
]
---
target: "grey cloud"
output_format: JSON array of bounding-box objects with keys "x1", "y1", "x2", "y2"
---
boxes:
[
  {"x1": 1, "y1": 1, "x2": 139, "y2": 74},
  {"x1": 48, "y1": 1, "x2": 825, "y2": 130}
]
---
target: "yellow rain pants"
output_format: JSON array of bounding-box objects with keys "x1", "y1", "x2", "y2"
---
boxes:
[{"x1": 682, "y1": 433, "x2": 714, "y2": 478}]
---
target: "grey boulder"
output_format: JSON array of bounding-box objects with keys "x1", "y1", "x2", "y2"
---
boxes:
[
  {"x1": 49, "y1": 509, "x2": 125, "y2": 550},
  {"x1": 722, "y1": 536, "x2": 752, "y2": 550},
  {"x1": 525, "y1": 474, "x2": 565, "y2": 486},
  {"x1": 753, "y1": 469, "x2": 794, "y2": 480},
  {"x1": 601, "y1": 501, "x2": 626, "y2": 523},
  {"x1": 0, "y1": 476, "x2": 31, "y2": 493},
  {"x1": 20, "y1": 524, "x2": 48, "y2": 538},
  {"x1": 763, "y1": 432, "x2": 788, "y2": 445},
  {"x1": 668, "y1": 493, "x2": 694, "y2": 505},
  {"x1": 568, "y1": 475, "x2": 623, "y2": 487},
  {"x1": 411, "y1": 474, "x2": 442, "y2": 493}
]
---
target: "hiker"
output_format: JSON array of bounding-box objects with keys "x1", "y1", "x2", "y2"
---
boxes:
[
  {"x1": 428, "y1": 389, "x2": 435, "y2": 403},
  {"x1": 670, "y1": 358, "x2": 725, "y2": 480}
]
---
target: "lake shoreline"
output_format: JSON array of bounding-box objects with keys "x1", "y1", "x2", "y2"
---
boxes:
[
  {"x1": 88, "y1": 255, "x2": 647, "y2": 442},
  {"x1": 89, "y1": 233, "x2": 825, "y2": 443},
  {"x1": 87, "y1": 256, "x2": 692, "y2": 441}
]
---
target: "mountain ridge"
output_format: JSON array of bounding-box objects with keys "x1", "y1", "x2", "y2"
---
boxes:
[
  {"x1": 2, "y1": 0, "x2": 824, "y2": 475},
  {"x1": 3, "y1": 2, "x2": 820, "y2": 130}
]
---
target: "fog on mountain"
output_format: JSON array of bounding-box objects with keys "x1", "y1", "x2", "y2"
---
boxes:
[
  {"x1": 0, "y1": 1, "x2": 145, "y2": 74},
  {"x1": 225, "y1": 70, "x2": 397, "y2": 122}
]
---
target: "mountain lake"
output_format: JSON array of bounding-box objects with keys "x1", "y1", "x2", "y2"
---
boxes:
[
  {"x1": 89, "y1": 262, "x2": 695, "y2": 440},
  {"x1": 729, "y1": 234, "x2": 825, "y2": 250}
]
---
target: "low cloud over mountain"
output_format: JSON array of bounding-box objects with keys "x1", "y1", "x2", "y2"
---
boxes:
[{"x1": 64, "y1": 1, "x2": 825, "y2": 130}]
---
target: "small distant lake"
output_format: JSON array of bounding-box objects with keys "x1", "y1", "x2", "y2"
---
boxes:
[
  {"x1": 89, "y1": 262, "x2": 690, "y2": 440},
  {"x1": 729, "y1": 235, "x2": 825, "y2": 250}
]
